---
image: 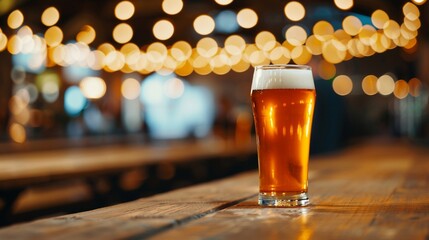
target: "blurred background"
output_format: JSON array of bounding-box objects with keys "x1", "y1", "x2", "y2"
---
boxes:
[{"x1": 0, "y1": 0, "x2": 428, "y2": 225}]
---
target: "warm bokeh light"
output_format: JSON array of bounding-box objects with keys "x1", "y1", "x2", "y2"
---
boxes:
[
  {"x1": 41, "y1": 7, "x2": 60, "y2": 27},
  {"x1": 237, "y1": 8, "x2": 258, "y2": 29},
  {"x1": 334, "y1": 0, "x2": 354, "y2": 10},
  {"x1": 146, "y1": 42, "x2": 168, "y2": 64},
  {"x1": 318, "y1": 60, "x2": 336, "y2": 80},
  {"x1": 45, "y1": 26, "x2": 63, "y2": 47},
  {"x1": 171, "y1": 41, "x2": 192, "y2": 62},
  {"x1": 153, "y1": 20, "x2": 174, "y2": 40},
  {"x1": 393, "y1": 80, "x2": 409, "y2": 99},
  {"x1": 404, "y1": 17, "x2": 421, "y2": 31},
  {"x1": 322, "y1": 39, "x2": 346, "y2": 64},
  {"x1": 291, "y1": 45, "x2": 311, "y2": 65},
  {"x1": 80, "y1": 77, "x2": 107, "y2": 99},
  {"x1": 122, "y1": 78, "x2": 141, "y2": 100},
  {"x1": 196, "y1": 37, "x2": 218, "y2": 58},
  {"x1": 215, "y1": 0, "x2": 233, "y2": 5},
  {"x1": 333, "y1": 75, "x2": 353, "y2": 96},
  {"x1": 362, "y1": 75, "x2": 378, "y2": 95},
  {"x1": 9, "y1": 123, "x2": 26, "y2": 143},
  {"x1": 8, "y1": 10, "x2": 24, "y2": 29},
  {"x1": 412, "y1": 0, "x2": 427, "y2": 5},
  {"x1": 342, "y1": 15, "x2": 362, "y2": 36},
  {"x1": 313, "y1": 21, "x2": 334, "y2": 41},
  {"x1": 224, "y1": 35, "x2": 246, "y2": 55},
  {"x1": 0, "y1": 33, "x2": 7, "y2": 52},
  {"x1": 76, "y1": 25, "x2": 96, "y2": 44},
  {"x1": 162, "y1": 0, "x2": 183, "y2": 15},
  {"x1": 121, "y1": 43, "x2": 140, "y2": 65},
  {"x1": 383, "y1": 20, "x2": 401, "y2": 39},
  {"x1": 7, "y1": 35, "x2": 22, "y2": 54},
  {"x1": 408, "y1": 78, "x2": 422, "y2": 97},
  {"x1": 377, "y1": 75, "x2": 395, "y2": 96},
  {"x1": 285, "y1": 25, "x2": 307, "y2": 46},
  {"x1": 403, "y1": 2, "x2": 420, "y2": 21},
  {"x1": 358, "y1": 25, "x2": 376, "y2": 45},
  {"x1": 113, "y1": 23, "x2": 133, "y2": 44},
  {"x1": 269, "y1": 46, "x2": 290, "y2": 65},
  {"x1": 305, "y1": 35, "x2": 322, "y2": 55},
  {"x1": 284, "y1": 1, "x2": 305, "y2": 21},
  {"x1": 194, "y1": 15, "x2": 215, "y2": 35},
  {"x1": 371, "y1": 10, "x2": 389, "y2": 29},
  {"x1": 115, "y1": 1, "x2": 135, "y2": 20},
  {"x1": 255, "y1": 31, "x2": 276, "y2": 51}
]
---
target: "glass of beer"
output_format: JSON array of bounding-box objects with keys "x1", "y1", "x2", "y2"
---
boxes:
[{"x1": 251, "y1": 64, "x2": 316, "y2": 207}]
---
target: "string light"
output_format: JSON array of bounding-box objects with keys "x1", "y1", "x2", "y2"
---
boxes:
[
  {"x1": 153, "y1": 20, "x2": 174, "y2": 40},
  {"x1": 41, "y1": 7, "x2": 60, "y2": 26},
  {"x1": 193, "y1": 15, "x2": 215, "y2": 35},
  {"x1": 284, "y1": 1, "x2": 305, "y2": 21},
  {"x1": 237, "y1": 8, "x2": 258, "y2": 29}
]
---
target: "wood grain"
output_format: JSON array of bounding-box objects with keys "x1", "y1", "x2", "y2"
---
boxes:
[
  {"x1": 0, "y1": 172, "x2": 258, "y2": 240},
  {"x1": 0, "y1": 139, "x2": 428, "y2": 240},
  {"x1": 150, "y1": 140, "x2": 429, "y2": 240},
  {"x1": 0, "y1": 137, "x2": 256, "y2": 189}
]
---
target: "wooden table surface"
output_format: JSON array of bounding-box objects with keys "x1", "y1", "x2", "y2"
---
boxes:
[
  {"x1": 0, "y1": 139, "x2": 428, "y2": 239},
  {"x1": 0, "y1": 137, "x2": 255, "y2": 190}
]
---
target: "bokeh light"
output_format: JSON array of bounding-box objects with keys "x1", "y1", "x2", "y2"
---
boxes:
[
  {"x1": 64, "y1": 86, "x2": 87, "y2": 116},
  {"x1": 334, "y1": 0, "x2": 354, "y2": 10},
  {"x1": 393, "y1": 80, "x2": 409, "y2": 99},
  {"x1": 194, "y1": 15, "x2": 215, "y2": 35},
  {"x1": 237, "y1": 8, "x2": 258, "y2": 29},
  {"x1": 224, "y1": 35, "x2": 246, "y2": 55},
  {"x1": 284, "y1": 1, "x2": 305, "y2": 21},
  {"x1": 153, "y1": 20, "x2": 174, "y2": 40},
  {"x1": 9, "y1": 123, "x2": 26, "y2": 143},
  {"x1": 313, "y1": 21, "x2": 334, "y2": 41},
  {"x1": 171, "y1": 41, "x2": 192, "y2": 62},
  {"x1": 215, "y1": 0, "x2": 233, "y2": 5},
  {"x1": 333, "y1": 75, "x2": 353, "y2": 96},
  {"x1": 162, "y1": 0, "x2": 183, "y2": 15},
  {"x1": 285, "y1": 25, "x2": 307, "y2": 46},
  {"x1": 318, "y1": 60, "x2": 336, "y2": 80},
  {"x1": 80, "y1": 77, "x2": 107, "y2": 99},
  {"x1": 45, "y1": 26, "x2": 63, "y2": 47},
  {"x1": 255, "y1": 31, "x2": 276, "y2": 51},
  {"x1": 8, "y1": 10, "x2": 24, "y2": 29},
  {"x1": 122, "y1": 78, "x2": 141, "y2": 100},
  {"x1": 41, "y1": 7, "x2": 60, "y2": 26},
  {"x1": 408, "y1": 78, "x2": 422, "y2": 97},
  {"x1": 76, "y1": 25, "x2": 96, "y2": 45},
  {"x1": 362, "y1": 75, "x2": 378, "y2": 95},
  {"x1": 113, "y1": 23, "x2": 133, "y2": 44},
  {"x1": 377, "y1": 74, "x2": 395, "y2": 96},
  {"x1": 342, "y1": 15, "x2": 362, "y2": 36},
  {"x1": 115, "y1": 1, "x2": 135, "y2": 20}
]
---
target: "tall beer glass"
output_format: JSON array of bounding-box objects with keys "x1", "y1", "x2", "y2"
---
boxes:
[{"x1": 251, "y1": 65, "x2": 316, "y2": 207}]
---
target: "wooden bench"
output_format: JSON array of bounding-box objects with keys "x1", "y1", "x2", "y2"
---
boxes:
[
  {"x1": 0, "y1": 137, "x2": 256, "y2": 221},
  {"x1": 0, "y1": 139, "x2": 427, "y2": 239}
]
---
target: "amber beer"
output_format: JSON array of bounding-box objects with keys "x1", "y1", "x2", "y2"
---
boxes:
[{"x1": 251, "y1": 65, "x2": 315, "y2": 207}]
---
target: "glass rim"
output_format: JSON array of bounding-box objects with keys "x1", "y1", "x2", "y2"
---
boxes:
[{"x1": 254, "y1": 64, "x2": 311, "y2": 70}]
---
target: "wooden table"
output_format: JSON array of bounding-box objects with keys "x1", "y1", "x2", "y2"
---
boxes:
[
  {"x1": 0, "y1": 137, "x2": 256, "y2": 219},
  {"x1": 0, "y1": 139, "x2": 428, "y2": 239}
]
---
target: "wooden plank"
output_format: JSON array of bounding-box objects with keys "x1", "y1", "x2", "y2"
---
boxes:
[
  {"x1": 150, "y1": 141, "x2": 429, "y2": 240},
  {"x1": 0, "y1": 172, "x2": 258, "y2": 240},
  {"x1": 0, "y1": 140, "x2": 428, "y2": 240},
  {"x1": 0, "y1": 137, "x2": 256, "y2": 189}
]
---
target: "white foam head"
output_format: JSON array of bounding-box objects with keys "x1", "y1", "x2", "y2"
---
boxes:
[{"x1": 251, "y1": 65, "x2": 315, "y2": 91}]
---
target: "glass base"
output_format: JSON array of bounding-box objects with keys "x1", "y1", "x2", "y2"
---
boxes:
[{"x1": 258, "y1": 192, "x2": 309, "y2": 207}]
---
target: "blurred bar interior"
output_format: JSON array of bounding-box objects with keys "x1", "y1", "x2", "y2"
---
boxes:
[{"x1": 0, "y1": 0, "x2": 428, "y2": 224}]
